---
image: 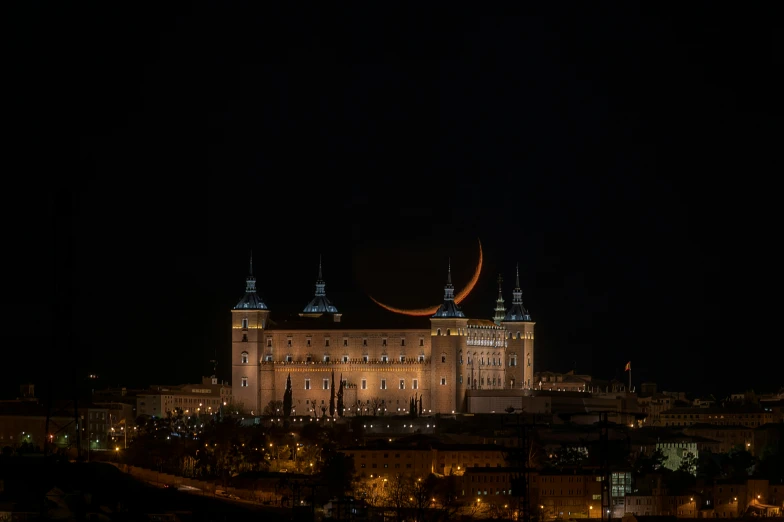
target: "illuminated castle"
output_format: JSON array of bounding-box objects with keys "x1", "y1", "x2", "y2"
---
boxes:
[{"x1": 230, "y1": 256, "x2": 535, "y2": 415}]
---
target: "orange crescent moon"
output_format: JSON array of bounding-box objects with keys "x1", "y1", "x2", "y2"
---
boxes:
[{"x1": 369, "y1": 238, "x2": 483, "y2": 316}]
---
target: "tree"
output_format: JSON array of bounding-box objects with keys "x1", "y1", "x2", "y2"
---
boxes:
[
  {"x1": 677, "y1": 451, "x2": 698, "y2": 476},
  {"x1": 418, "y1": 395, "x2": 423, "y2": 416},
  {"x1": 337, "y1": 374, "x2": 344, "y2": 417},
  {"x1": 263, "y1": 400, "x2": 284, "y2": 416},
  {"x1": 283, "y1": 373, "x2": 293, "y2": 417},
  {"x1": 330, "y1": 370, "x2": 336, "y2": 417},
  {"x1": 633, "y1": 448, "x2": 667, "y2": 475},
  {"x1": 369, "y1": 397, "x2": 384, "y2": 416},
  {"x1": 320, "y1": 452, "x2": 355, "y2": 498},
  {"x1": 385, "y1": 473, "x2": 413, "y2": 522}
]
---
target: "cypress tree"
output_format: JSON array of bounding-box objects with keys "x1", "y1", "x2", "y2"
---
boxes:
[
  {"x1": 283, "y1": 373, "x2": 293, "y2": 417},
  {"x1": 329, "y1": 370, "x2": 336, "y2": 417},
  {"x1": 337, "y1": 374, "x2": 344, "y2": 417}
]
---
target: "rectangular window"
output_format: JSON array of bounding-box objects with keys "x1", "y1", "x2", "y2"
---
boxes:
[
  {"x1": 342, "y1": 355, "x2": 349, "y2": 363},
  {"x1": 287, "y1": 339, "x2": 292, "y2": 348},
  {"x1": 401, "y1": 338, "x2": 406, "y2": 346},
  {"x1": 413, "y1": 379, "x2": 418, "y2": 390},
  {"x1": 241, "y1": 377, "x2": 248, "y2": 387},
  {"x1": 381, "y1": 379, "x2": 387, "y2": 390},
  {"x1": 399, "y1": 379, "x2": 405, "y2": 390},
  {"x1": 307, "y1": 338, "x2": 312, "y2": 347},
  {"x1": 361, "y1": 379, "x2": 367, "y2": 390},
  {"x1": 419, "y1": 338, "x2": 424, "y2": 347},
  {"x1": 363, "y1": 338, "x2": 367, "y2": 347},
  {"x1": 381, "y1": 355, "x2": 388, "y2": 363},
  {"x1": 267, "y1": 338, "x2": 272, "y2": 347},
  {"x1": 418, "y1": 355, "x2": 425, "y2": 362},
  {"x1": 363, "y1": 355, "x2": 369, "y2": 363},
  {"x1": 323, "y1": 379, "x2": 329, "y2": 390},
  {"x1": 242, "y1": 318, "x2": 248, "y2": 330},
  {"x1": 324, "y1": 356, "x2": 330, "y2": 363},
  {"x1": 286, "y1": 355, "x2": 292, "y2": 362},
  {"x1": 382, "y1": 338, "x2": 387, "y2": 347},
  {"x1": 459, "y1": 375, "x2": 463, "y2": 384},
  {"x1": 325, "y1": 338, "x2": 330, "y2": 347},
  {"x1": 399, "y1": 355, "x2": 405, "y2": 362},
  {"x1": 440, "y1": 377, "x2": 446, "y2": 385},
  {"x1": 241, "y1": 352, "x2": 248, "y2": 364},
  {"x1": 343, "y1": 338, "x2": 348, "y2": 347},
  {"x1": 305, "y1": 379, "x2": 311, "y2": 390}
]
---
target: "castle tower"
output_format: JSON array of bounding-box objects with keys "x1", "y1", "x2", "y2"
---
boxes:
[
  {"x1": 231, "y1": 253, "x2": 270, "y2": 414},
  {"x1": 299, "y1": 256, "x2": 341, "y2": 321},
  {"x1": 493, "y1": 274, "x2": 506, "y2": 325},
  {"x1": 430, "y1": 259, "x2": 468, "y2": 413},
  {"x1": 501, "y1": 264, "x2": 535, "y2": 389}
]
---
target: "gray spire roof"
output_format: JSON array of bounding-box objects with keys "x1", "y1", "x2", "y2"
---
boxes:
[
  {"x1": 503, "y1": 264, "x2": 531, "y2": 322},
  {"x1": 302, "y1": 256, "x2": 339, "y2": 314},
  {"x1": 433, "y1": 258, "x2": 465, "y2": 318},
  {"x1": 493, "y1": 274, "x2": 506, "y2": 325},
  {"x1": 234, "y1": 252, "x2": 268, "y2": 310}
]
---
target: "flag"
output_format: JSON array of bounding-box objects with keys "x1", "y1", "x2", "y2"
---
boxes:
[{"x1": 624, "y1": 361, "x2": 631, "y2": 372}]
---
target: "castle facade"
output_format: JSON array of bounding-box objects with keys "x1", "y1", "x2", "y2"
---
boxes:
[{"x1": 231, "y1": 258, "x2": 535, "y2": 415}]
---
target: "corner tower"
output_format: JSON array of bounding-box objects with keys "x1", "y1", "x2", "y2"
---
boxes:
[
  {"x1": 500, "y1": 264, "x2": 535, "y2": 389},
  {"x1": 430, "y1": 259, "x2": 468, "y2": 413},
  {"x1": 231, "y1": 253, "x2": 269, "y2": 414}
]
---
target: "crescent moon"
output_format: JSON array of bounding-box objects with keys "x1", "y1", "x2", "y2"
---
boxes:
[{"x1": 369, "y1": 238, "x2": 483, "y2": 316}]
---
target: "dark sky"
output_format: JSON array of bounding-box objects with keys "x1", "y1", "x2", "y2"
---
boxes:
[{"x1": 5, "y1": 3, "x2": 781, "y2": 401}]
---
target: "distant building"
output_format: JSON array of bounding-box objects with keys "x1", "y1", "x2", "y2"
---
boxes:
[{"x1": 136, "y1": 376, "x2": 231, "y2": 418}]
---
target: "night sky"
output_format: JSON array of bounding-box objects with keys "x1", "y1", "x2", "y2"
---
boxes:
[{"x1": 5, "y1": 3, "x2": 781, "y2": 401}]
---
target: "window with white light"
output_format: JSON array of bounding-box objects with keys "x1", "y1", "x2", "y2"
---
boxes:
[
  {"x1": 305, "y1": 379, "x2": 311, "y2": 390},
  {"x1": 241, "y1": 377, "x2": 248, "y2": 387},
  {"x1": 324, "y1": 355, "x2": 330, "y2": 363},
  {"x1": 265, "y1": 355, "x2": 272, "y2": 362},
  {"x1": 381, "y1": 355, "x2": 388, "y2": 363},
  {"x1": 440, "y1": 377, "x2": 446, "y2": 385},
  {"x1": 399, "y1": 355, "x2": 405, "y2": 362},
  {"x1": 418, "y1": 355, "x2": 425, "y2": 362},
  {"x1": 399, "y1": 379, "x2": 405, "y2": 390},
  {"x1": 241, "y1": 351, "x2": 248, "y2": 364},
  {"x1": 323, "y1": 379, "x2": 329, "y2": 390},
  {"x1": 286, "y1": 355, "x2": 292, "y2": 362},
  {"x1": 363, "y1": 355, "x2": 369, "y2": 363},
  {"x1": 342, "y1": 355, "x2": 349, "y2": 363},
  {"x1": 380, "y1": 379, "x2": 387, "y2": 390}
]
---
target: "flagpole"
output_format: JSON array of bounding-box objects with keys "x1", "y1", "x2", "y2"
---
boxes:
[{"x1": 628, "y1": 364, "x2": 632, "y2": 393}]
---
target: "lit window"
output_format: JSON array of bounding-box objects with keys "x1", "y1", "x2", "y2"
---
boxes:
[
  {"x1": 363, "y1": 355, "x2": 369, "y2": 363},
  {"x1": 324, "y1": 355, "x2": 330, "y2": 363},
  {"x1": 440, "y1": 377, "x2": 446, "y2": 386},
  {"x1": 305, "y1": 379, "x2": 311, "y2": 390},
  {"x1": 399, "y1": 379, "x2": 405, "y2": 390},
  {"x1": 241, "y1": 351, "x2": 249, "y2": 364},
  {"x1": 286, "y1": 355, "x2": 292, "y2": 363},
  {"x1": 418, "y1": 355, "x2": 425, "y2": 362},
  {"x1": 265, "y1": 355, "x2": 272, "y2": 362},
  {"x1": 459, "y1": 375, "x2": 463, "y2": 384},
  {"x1": 412, "y1": 379, "x2": 418, "y2": 390},
  {"x1": 241, "y1": 377, "x2": 248, "y2": 387},
  {"x1": 381, "y1": 379, "x2": 387, "y2": 390},
  {"x1": 437, "y1": 328, "x2": 441, "y2": 336},
  {"x1": 399, "y1": 355, "x2": 405, "y2": 362},
  {"x1": 381, "y1": 355, "x2": 388, "y2": 363},
  {"x1": 323, "y1": 379, "x2": 329, "y2": 390},
  {"x1": 343, "y1": 355, "x2": 349, "y2": 363}
]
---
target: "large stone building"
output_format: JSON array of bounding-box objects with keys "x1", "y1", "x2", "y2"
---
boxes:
[{"x1": 231, "y1": 258, "x2": 535, "y2": 415}]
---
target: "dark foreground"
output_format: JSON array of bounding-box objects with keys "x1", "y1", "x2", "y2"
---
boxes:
[{"x1": 0, "y1": 455, "x2": 291, "y2": 521}]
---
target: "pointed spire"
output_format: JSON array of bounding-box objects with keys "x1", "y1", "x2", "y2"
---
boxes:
[
  {"x1": 318, "y1": 254, "x2": 323, "y2": 281},
  {"x1": 234, "y1": 253, "x2": 268, "y2": 310},
  {"x1": 493, "y1": 274, "x2": 506, "y2": 324},
  {"x1": 503, "y1": 262, "x2": 531, "y2": 322},
  {"x1": 433, "y1": 257, "x2": 464, "y2": 318}
]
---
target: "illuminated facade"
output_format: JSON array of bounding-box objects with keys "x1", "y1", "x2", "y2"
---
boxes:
[{"x1": 231, "y1": 257, "x2": 535, "y2": 415}]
